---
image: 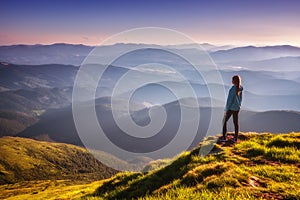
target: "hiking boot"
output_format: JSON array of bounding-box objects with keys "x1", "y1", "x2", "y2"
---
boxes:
[
  {"x1": 218, "y1": 137, "x2": 227, "y2": 142},
  {"x1": 230, "y1": 138, "x2": 237, "y2": 143}
]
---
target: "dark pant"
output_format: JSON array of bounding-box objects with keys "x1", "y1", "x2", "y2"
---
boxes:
[{"x1": 222, "y1": 110, "x2": 239, "y2": 139}]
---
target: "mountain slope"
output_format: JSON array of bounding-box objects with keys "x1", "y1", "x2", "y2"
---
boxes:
[
  {"x1": 88, "y1": 132, "x2": 300, "y2": 200},
  {"x1": 0, "y1": 137, "x2": 118, "y2": 185},
  {"x1": 0, "y1": 87, "x2": 72, "y2": 115},
  {"x1": 0, "y1": 110, "x2": 37, "y2": 136},
  {"x1": 211, "y1": 45, "x2": 300, "y2": 63},
  {"x1": 225, "y1": 56, "x2": 300, "y2": 71},
  {"x1": 18, "y1": 102, "x2": 300, "y2": 154},
  {"x1": 0, "y1": 62, "x2": 77, "y2": 91}
]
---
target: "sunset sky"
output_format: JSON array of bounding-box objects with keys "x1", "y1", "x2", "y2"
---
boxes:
[{"x1": 1, "y1": 0, "x2": 300, "y2": 46}]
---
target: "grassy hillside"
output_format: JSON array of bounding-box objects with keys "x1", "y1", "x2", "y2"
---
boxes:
[
  {"x1": 0, "y1": 137, "x2": 117, "y2": 185},
  {"x1": 1, "y1": 132, "x2": 299, "y2": 200},
  {"x1": 83, "y1": 132, "x2": 300, "y2": 200}
]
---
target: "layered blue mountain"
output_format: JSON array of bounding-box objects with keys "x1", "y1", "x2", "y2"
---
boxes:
[{"x1": 0, "y1": 43, "x2": 299, "y2": 160}]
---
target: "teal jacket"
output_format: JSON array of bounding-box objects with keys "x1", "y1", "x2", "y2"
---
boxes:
[{"x1": 225, "y1": 85, "x2": 243, "y2": 111}]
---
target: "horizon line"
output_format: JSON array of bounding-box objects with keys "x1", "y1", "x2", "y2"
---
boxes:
[{"x1": 1, "y1": 42, "x2": 300, "y2": 48}]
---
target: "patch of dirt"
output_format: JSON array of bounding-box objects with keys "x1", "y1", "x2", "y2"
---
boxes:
[
  {"x1": 231, "y1": 151, "x2": 284, "y2": 167},
  {"x1": 252, "y1": 158, "x2": 281, "y2": 166},
  {"x1": 248, "y1": 176, "x2": 285, "y2": 200},
  {"x1": 248, "y1": 176, "x2": 267, "y2": 188},
  {"x1": 256, "y1": 191, "x2": 285, "y2": 200}
]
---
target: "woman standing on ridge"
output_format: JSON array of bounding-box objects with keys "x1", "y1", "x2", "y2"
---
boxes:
[{"x1": 220, "y1": 75, "x2": 243, "y2": 143}]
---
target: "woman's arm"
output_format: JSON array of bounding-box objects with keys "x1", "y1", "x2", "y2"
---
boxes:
[
  {"x1": 225, "y1": 87, "x2": 234, "y2": 111},
  {"x1": 240, "y1": 90, "x2": 243, "y2": 104}
]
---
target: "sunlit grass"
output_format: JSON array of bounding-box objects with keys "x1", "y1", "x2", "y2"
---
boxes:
[
  {"x1": 0, "y1": 180, "x2": 104, "y2": 200},
  {"x1": 2, "y1": 132, "x2": 299, "y2": 200},
  {"x1": 140, "y1": 186, "x2": 260, "y2": 200},
  {"x1": 85, "y1": 132, "x2": 300, "y2": 200},
  {"x1": 234, "y1": 134, "x2": 300, "y2": 163}
]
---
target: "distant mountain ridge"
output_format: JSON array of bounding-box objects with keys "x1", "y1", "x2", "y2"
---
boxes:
[
  {"x1": 0, "y1": 62, "x2": 299, "y2": 113},
  {"x1": 17, "y1": 98, "x2": 300, "y2": 161},
  {"x1": 1, "y1": 43, "x2": 300, "y2": 65},
  {"x1": 223, "y1": 56, "x2": 300, "y2": 71},
  {"x1": 0, "y1": 43, "x2": 93, "y2": 65},
  {"x1": 211, "y1": 45, "x2": 300, "y2": 63},
  {"x1": 0, "y1": 62, "x2": 77, "y2": 91}
]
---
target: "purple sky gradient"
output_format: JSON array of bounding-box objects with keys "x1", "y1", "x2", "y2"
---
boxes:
[{"x1": 1, "y1": 0, "x2": 300, "y2": 46}]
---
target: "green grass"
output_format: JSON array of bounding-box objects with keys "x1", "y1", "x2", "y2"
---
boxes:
[
  {"x1": 141, "y1": 158, "x2": 174, "y2": 172},
  {"x1": 82, "y1": 132, "x2": 300, "y2": 200},
  {"x1": 1, "y1": 132, "x2": 299, "y2": 199},
  {"x1": 91, "y1": 150, "x2": 153, "y2": 172},
  {"x1": 140, "y1": 186, "x2": 260, "y2": 200},
  {"x1": 0, "y1": 137, "x2": 118, "y2": 185},
  {"x1": 0, "y1": 179, "x2": 104, "y2": 200},
  {"x1": 234, "y1": 133, "x2": 300, "y2": 163}
]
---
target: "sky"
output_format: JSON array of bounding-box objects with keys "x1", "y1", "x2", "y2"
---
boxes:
[{"x1": 1, "y1": 0, "x2": 300, "y2": 46}]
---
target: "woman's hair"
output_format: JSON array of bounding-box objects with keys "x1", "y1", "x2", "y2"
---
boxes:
[{"x1": 232, "y1": 75, "x2": 241, "y2": 95}]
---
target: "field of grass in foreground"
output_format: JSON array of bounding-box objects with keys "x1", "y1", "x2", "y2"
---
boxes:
[
  {"x1": 1, "y1": 132, "x2": 299, "y2": 199},
  {"x1": 83, "y1": 132, "x2": 300, "y2": 200},
  {"x1": 0, "y1": 179, "x2": 105, "y2": 200}
]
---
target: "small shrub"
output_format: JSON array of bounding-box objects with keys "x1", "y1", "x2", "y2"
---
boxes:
[
  {"x1": 266, "y1": 147, "x2": 299, "y2": 163},
  {"x1": 267, "y1": 136, "x2": 300, "y2": 149},
  {"x1": 246, "y1": 146, "x2": 266, "y2": 157}
]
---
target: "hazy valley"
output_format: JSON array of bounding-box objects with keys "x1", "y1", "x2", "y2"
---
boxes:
[{"x1": 0, "y1": 43, "x2": 299, "y2": 199}]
